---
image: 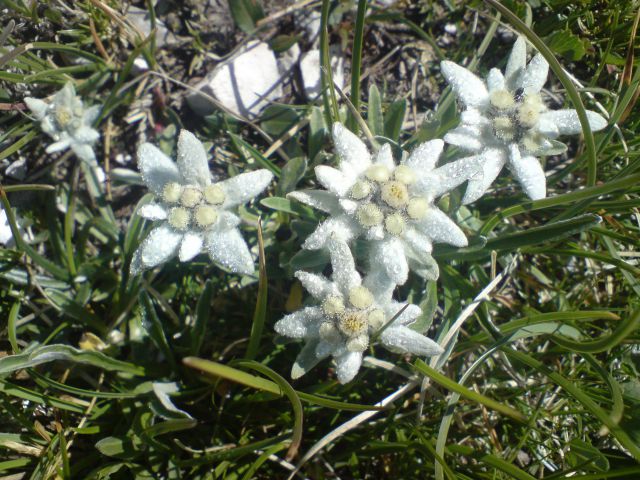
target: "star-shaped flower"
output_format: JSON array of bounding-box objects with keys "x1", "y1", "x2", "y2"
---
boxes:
[
  {"x1": 131, "y1": 130, "x2": 274, "y2": 275},
  {"x1": 24, "y1": 83, "x2": 101, "y2": 165},
  {"x1": 289, "y1": 123, "x2": 474, "y2": 285},
  {"x1": 441, "y1": 36, "x2": 608, "y2": 203},
  {"x1": 274, "y1": 236, "x2": 443, "y2": 384}
]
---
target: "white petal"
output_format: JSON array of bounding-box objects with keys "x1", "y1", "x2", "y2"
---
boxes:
[
  {"x1": 138, "y1": 143, "x2": 181, "y2": 196},
  {"x1": 73, "y1": 126, "x2": 99, "y2": 144},
  {"x1": 138, "y1": 203, "x2": 167, "y2": 220},
  {"x1": 486, "y1": 68, "x2": 506, "y2": 92},
  {"x1": 327, "y1": 236, "x2": 361, "y2": 293},
  {"x1": 440, "y1": 61, "x2": 489, "y2": 109},
  {"x1": 443, "y1": 126, "x2": 484, "y2": 152},
  {"x1": 505, "y1": 36, "x2": 527, "y2": 90},
  {"x1": 287, "y1": 190, "x2": 340, "y2": 214},
  {"x1": 462, "y1": 148, "x2": 507, "y2": 204},
  {"x1": 404, "y1": 139, "x2": 443, "y2": 172},
  {"x1": 339, "y1": 198, "x2": 358, "y2": 214},
  {"x1": 380, "y1": 326, "x2": 443, "y2": 356},
  {"x1": 332, "y1": 122, "x2": 371, "y2": 175},
  {"x1": 219, "y1": 169, "x2": 274, "y2": 208},
  {"x1": 383, "y1": 301, "x2": 422, "y2": 327},
  {"x1": 369, "y1": 238, "x2": 408, "y2": 286},
  {"x1": 291, "y1": 340, "x2": 323, "y2": 379},
  {"x1": 83, "y1": 105, "x2": 101, "y2": 125},
  {"x1": 177, "y1": 130, "x2": 211, "y2": 187},
  {"x1": 461, "y1": 108, "x2": 490, "y2": 126},
  {"x1": 408, "y1": 254, "x2": 440, "y2": 282},
  {"x1": 216, "y1": 210, "x2": 241, "y2": 229},
  {"x1": 316, "y1": 339, "x2": 338, "y2": 359},
  {"x1": 56, "y1": 82, "x2": 76, "y2": 106},
  {"x1": 70, "y1": 143, "x2": 96, "y2": 165},
  {"x1": 415, "y1": 207, "x2": 467, "y2": 247},
  {"x1": 46, "y1": 139, "x2": 71, "y2": 153},
  {"x1": 508, "y1": 144, "x2": 546, "y2": 200},
  {"x1": 334, "y1": 350, "x2": 363, "y2": 384},
  {"x1": 138, "y1": 224, "x2": 182, "y2": 271},
  {"x1": 206, "y1": 227, "x2": 254, "y2": 274},
  {"x1": 402, "y1": 227, "x2": 433, "y2": 258},
  {"x1": 374, "y1": 143, "x2": 395, "y2": 169},
  {"x1": 302, "y1": 214, "x2": 358, "y2": 250},
  {"x1": 315, "y1": 165, "x2": 355, "y2": 197},
  {"x1": 423, "y1": 155, "x2": 483, "y2": 198},
  {"x1": 521, "y1": 53, "x2": 548, "y2": 94},
  {"x1": 24, "y1": 97, "x2": 48, "y2": 119},
  {"x1": 539, "y1": 110, "x2": 607, "y2": 136},
  {"x1": 179, "y1": 232, "x2": 204, "y2": 261},
  {"x1": 362, "y1": 268, "x2": 395, "y2": 301},
  {"x1": 275, "y1": 307, "x2": 324, "y2": 339},
  {"x1": 538, "y1": 114, "x2": 560, "y2": 138},
  {"x1": 295, "y1": 271, "x2": 338, "y2": 300}
]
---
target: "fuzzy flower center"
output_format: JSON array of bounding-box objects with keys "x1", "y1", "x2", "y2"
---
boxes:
[
  {"x1": 349, "y1": 162, "x2": 428, "y2": 236},
  {"x1": 319, "y1": 287, "x2": 386, "y2": 352},
  {"x1": 488, "y1": 88, "x2": 546, "y2": 152},
  {"x1": 162, "y1": 181, "x2": 226, "y2": 232}
]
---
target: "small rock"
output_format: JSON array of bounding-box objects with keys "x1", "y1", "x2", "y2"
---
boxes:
[
  {"x1": 295, "y1": 10, "x2": 321, "y2": 46},
  {"x1": 187, "y1": 41, "x2": 283, "y2": 118},
  {"x1": 279, "y1": 43, "x2": 301, "y2": 75},
  {"x1": 299, "y1": 49, "x2": 345, "y2": 100},
  {"x1": 125, "y1": 6, "x2": 176, "y2": 47}
]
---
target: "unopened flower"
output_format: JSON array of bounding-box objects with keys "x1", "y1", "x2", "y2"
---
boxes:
[
  {"x1": 289, "y1": 123, "x2": 474, "y2": 284},
  {"x1": 275, "y1": 236, "x2": 443, "y2": 384},
  {"x1": 441, "y1": 37, "x2": 607, "y2": 202},
  {"x1": 24, "y1": 83, "x2": 101, "y2": 165},
  {"x1": 131, "y1": 130, "x2": 273, "y2": 275}
]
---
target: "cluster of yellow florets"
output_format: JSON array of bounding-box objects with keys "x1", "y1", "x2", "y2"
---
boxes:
[
  {"x1": 350, "y1": 163, "x2": 429, "y2": 236},
  {"x1": 489, "y1": 88, "x2": 546, "y2": 152},
  {"x1": 163, "y1": 182, "x2": 226, "y2": 231},
  {"x1": 319, "y1": 286, "x2": 386, "y2": 353}
]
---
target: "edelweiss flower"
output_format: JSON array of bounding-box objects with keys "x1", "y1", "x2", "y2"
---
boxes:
[
  {"x1": 24, "y1": 83, "x2": 101, "y2": 165},
  {"x1": 441, "y1": 37, "x2": 608, "y2": 202},
  {"x1": 274, "y1": 236, "x2": 443, "y2": 384},
  {"x1": 289, "y1": 123, "x2": 474, "y2": 284},
  {"x1": 131, "y1": 130, "x2": 273, "y2": 275}
]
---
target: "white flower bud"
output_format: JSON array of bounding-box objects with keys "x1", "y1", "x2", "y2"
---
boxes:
[
  {"x1": 384, "y1": 213, "x2": 405, "y2": 235},
  {"x1": 55, "y1": 106, "x2": 72, "y2": 127},
  {"x1": 493, "y1": 116, "x2": 515, "y2": 141},
  {"x1": 380, "y1": 181, "x2": 409, "y2": 208},
  {"x1": 167, "y1": 207, "x2": 190, "y2": 230},
  {"x1": 407, "y1": 197, "x2": 429, "y2": 220},
  {"x1": 180, "y1": 186, "x2": 202, "y2": 208},
  {"x1": 319, "y1": 321, "x2": 341, "y2": 342},
  {"x1": 365, "y1": 164, "x2": 391, "y2": 182},
  {"x1": 518, "y1": 103, "x2": 540, "y2": 128},
  {"x1": 346, "y1": 334, "x2": 369, "y2": 352},
  {"x1": 368, "y1": 309, "x2": 385, "y2": 331},
  {"x1": 193, "y1": 205, "x2": 218, "y2": 228},
  {"x1": 393, "y1": 165, "x2": 416, "y2": 184},
  {"x1": 490, "y1": 90, "x2": 515, "y2": 110},
  {"x1": 162, "y1": 182, "x2": 183, "y2": 204},
  {"x1": 356, "y1": 203, "x2": 383, "y2": 227},
  {"x1": 350, "y1": 180, "x2": 372, "y2": 200},
  {"x1": 322, "y1": 295, "x2": 345, "y2": 316},
  {"x1": 204, "y1": 184, "x2": 226, "y2": 205},
  {"x1": 338, "y1": 311, "x2": 368, "y2": 336},
  {"x1": 348, "y1": 286, "x2": 373, "y2": 309}
]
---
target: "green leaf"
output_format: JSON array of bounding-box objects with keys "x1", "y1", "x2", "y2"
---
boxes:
[
  {"x1": 277, "y1": 156, "x2": 307, "y2": 195},
  {"x1": 190, "y1": 280, "x2": 212, "y2": 356},
  {"x1": 544, "y1": 30, "x2": 587, "y2": 61},
  {"x1": 0, "y1": 344, "x2": 144, "y2": 376},
  {"x1": 228, "y1": 0, "x2": 265, "y2": 33},
  {"x1": 384, "y1": 99, "x2": 406, "y2": 141},
  {"x1": 228, "y1": 132, "x2": 280, "y2": 176},
  {"x1": 245, "y1": 221, "x2": 268, "y2": 360},
  {"x1": 413, "y1": 360, "x2": 527, "y2": 423},
  {"x1": 308, "y1": 106, "x2": 327, "y2": 160},
  {"x1": 260, "y1": 196, "x2": 310, "y2": 216},
  {"x1": 270, "y1": 34, "x2": 300, "y2": 53},
  {"x1": 368, "y1": 85, "x2": 384, "y2": 137},
  {"x1": 95, "y1": 436, "x2": 142, "y2": 460},
  {"x1": 261, "y1": 105, "x2": 301, "y2": 137}
]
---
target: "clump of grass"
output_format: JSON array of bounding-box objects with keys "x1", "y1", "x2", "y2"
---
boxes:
[{"x1": 1, "y1": 1, "x2": 639, "y2": 479}]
